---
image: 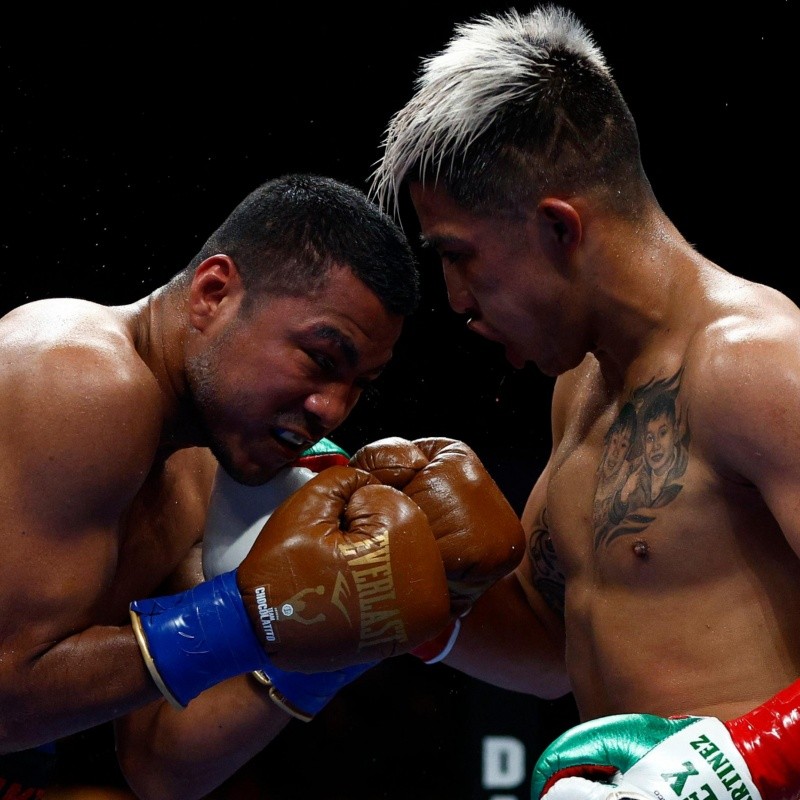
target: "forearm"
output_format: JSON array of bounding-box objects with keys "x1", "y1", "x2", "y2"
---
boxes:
[
  {"x1": 444, "y1": 574, "x2": 569, "y2": 698},
  {"x1": 0, "y1": 624, "x2": 161, "y2": 752},
  {"x1": 116, "y1": 674, "x2": 292, "y2": 800}
]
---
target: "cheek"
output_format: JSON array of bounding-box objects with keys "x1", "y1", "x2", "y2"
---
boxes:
[{"x1": 501, "y1": 300, "x2": 545, "y2": 343}]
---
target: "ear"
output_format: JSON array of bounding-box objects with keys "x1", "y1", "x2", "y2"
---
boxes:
[
  {"x1": 188, "y1": 254, "x2": 242, "y2": 331},
  {"x1": 537, "y1": 198, "x2": 582, "y2": 262}
]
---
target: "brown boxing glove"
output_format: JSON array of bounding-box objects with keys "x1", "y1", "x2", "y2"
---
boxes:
[
  {"x1": 350, "y1": 437, "x2": 525, "y2": 618},
  {"x1": 237, "y1": 464, "x2": 451, "y2": 672}
]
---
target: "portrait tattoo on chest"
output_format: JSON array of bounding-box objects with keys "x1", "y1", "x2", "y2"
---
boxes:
[
  {"x1": 530, "y1": 506, "x2": 566, "y2": 617},
  {"x1": 593, "y1": 369, "x2": 690, "y2": 551}
]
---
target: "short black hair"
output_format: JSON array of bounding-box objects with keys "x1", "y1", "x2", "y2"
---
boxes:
[{"x1": 189, "y1": 173, "x2": 420, "y2": 315}]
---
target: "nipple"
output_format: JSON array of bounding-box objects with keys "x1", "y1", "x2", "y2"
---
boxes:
[{"x1": 632, "y1": 539, "x2": 649, "y2": 559}]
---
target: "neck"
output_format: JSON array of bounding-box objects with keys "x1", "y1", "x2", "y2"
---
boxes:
[
  {"x1": 581, "y1": 211, "x2": 719, "y2": 389},
  {"x1": 118, "y1": 284, "x2": 203, "y2": 453}
]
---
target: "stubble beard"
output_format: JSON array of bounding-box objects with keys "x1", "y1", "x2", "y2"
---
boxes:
[{"x1": 184, "y1": 332, "x2": 246, "y2": 483}]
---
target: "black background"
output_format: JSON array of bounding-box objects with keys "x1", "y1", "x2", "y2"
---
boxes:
[{"x1": 1, "y1": 2, "x2": 796, "y2": 798}]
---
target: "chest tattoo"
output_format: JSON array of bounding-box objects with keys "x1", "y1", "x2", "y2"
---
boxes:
[{"x1": 592, "y1": 369, "x2": 690, "y2": 551}]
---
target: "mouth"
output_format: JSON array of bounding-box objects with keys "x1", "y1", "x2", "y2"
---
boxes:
[
  {"x1": 467, "y1": 317, "x2": 500, "y2": 343},
  {"x1": 272, "y1": 426, "x2": 314, "y2": 453},
  {"x1": 468, "y1": 321, "x2": 526, "y2": 369}
]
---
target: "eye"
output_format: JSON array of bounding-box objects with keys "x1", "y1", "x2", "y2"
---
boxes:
[
  {"x1": 308, "y1": 351, "x2": 336, "y2": 373},
  {"x1": 439, "y1": 249, "x2": 464, "y2": 266}
]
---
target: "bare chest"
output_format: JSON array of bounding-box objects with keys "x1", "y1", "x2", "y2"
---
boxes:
[
  {"x1": 546, "y1": 370, "x2": 727, "y2": 583},
  {"x1": 542, "y1": 363, "x2": 800, "y2": 718}
]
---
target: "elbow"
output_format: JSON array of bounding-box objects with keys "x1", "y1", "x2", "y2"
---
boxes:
[
  {"x1": 0, "y1": 696, "x2": 54, "y2": 754},
  {"x1": 117, "y1": 741, "x2": 170, "y2": 800},
  {"x1": 116, "y1": 730, "x2": 161, "y2": 800},
  {"x1": 117, "y1": 742, "x2": 205, "y2": 800},
  {"x1": 117, "y1": 757, "x2": 172, "y2": 800}
]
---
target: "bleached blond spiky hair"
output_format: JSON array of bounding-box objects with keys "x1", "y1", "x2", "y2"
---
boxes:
[{"x1": 370, "y1": 5, "x2": 648, "y2": 219}]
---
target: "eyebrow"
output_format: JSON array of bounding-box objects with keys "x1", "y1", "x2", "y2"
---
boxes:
[{"x1": 310, "y1": 324, "x2": 359, "y2": 368}]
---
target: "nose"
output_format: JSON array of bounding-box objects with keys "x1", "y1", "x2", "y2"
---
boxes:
[
  {"x1": 304, "y1": 383, "x2": 357, "y2": 431},
  {"x1": 443, "y1": 264, "x2": 474, "y2": 315}
]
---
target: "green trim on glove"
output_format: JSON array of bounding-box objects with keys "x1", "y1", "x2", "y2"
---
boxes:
[{"x1": 300, "y1": 438, "x2": 349, "y2": 459}]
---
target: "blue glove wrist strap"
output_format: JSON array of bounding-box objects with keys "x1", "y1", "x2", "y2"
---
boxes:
[{"x1": 130, "y1": 570, "x2": 270, "y2": 708}]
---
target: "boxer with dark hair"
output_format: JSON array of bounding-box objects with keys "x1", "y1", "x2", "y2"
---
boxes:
[
  {"x1": 371, "y1": 5, "x2": 800, "y2": 798},
  {"x1": 0, "y1": 170, "x2": 526, "y2": 799},
  {"x1": 0, "y1": 174, "x2": 460, "y2": 796}
]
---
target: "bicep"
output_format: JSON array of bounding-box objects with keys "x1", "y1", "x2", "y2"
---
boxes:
[
  {"x1": 518, "y1": 460, "x2": 565, "y2": 619},
  {"x1": 515, "y1": 372, "x2": 573, "y2": 615},
  {"x1": 159, "y1": 543, "x2": 205, "y2": 594},
  {"x1": 735, "y1": 432, "x2": 800, "y2": 558}
]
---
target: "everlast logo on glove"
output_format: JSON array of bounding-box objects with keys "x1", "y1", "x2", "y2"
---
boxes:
[
  {"x1": 337, "y1": 533, "x2": 408, "y2": 649},
  {"x1": 251, "y1": 533, "x2": 409, "y2": 650},
  {"x1": 237, "y1": 466, "x2": 450, "y2": 672}
]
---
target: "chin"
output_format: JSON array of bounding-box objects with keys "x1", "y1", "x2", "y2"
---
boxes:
[
  {"x1": 213, "y1": 448, "x2": 285, "y2": 487},
  {"x1": 505, "y1": 354, "x2": 528, "y2": 371},
  {"x1": 541, "y1": 347, "x2": 590, "y2": 377},
  {"x1": 503, "y1": 344, "x2": 530, "y2": 371},
  {"x1": 232, "y1": 466, "x2": 286, "y2": 487}
]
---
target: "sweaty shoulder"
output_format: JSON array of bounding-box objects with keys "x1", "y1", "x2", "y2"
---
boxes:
[
  {"x1": 550, "y1": 354, "x2": 607, "y2": 446},
  {"x1": 0, "y1": 299, "x2": 163, "y2": 524},
  {"x1": 682, "y1": 278, "x2": 800, "y2": 484}
]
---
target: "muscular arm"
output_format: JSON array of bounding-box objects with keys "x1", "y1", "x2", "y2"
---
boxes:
[
  {"x1": 443, "y1": 461, "x2": 569, "y2": 697},
  {"x1": 699, "y1": 316, "x2": 800, "y2": 561},
  {"x1": 115, "y1": 442, "x2": 372, "y2": 800},
  {"x1": 116, "y1": 675, "x2": 292, "y2": 800},
  {"x1": 445, "y1": 576, "x2": 568, "y2": 697},
  {"x1": 0, "y1": 306, "x2": 170, "y2": 749}
]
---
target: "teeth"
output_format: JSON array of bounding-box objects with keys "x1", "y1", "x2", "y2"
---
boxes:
[{"x1": 275, "y1": 428, "x2": 306, "y2": 447}]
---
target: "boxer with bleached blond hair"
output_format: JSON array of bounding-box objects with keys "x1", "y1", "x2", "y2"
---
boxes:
[{"x1": 371, "y1": 6, "x2": 800, "y2": 798}]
